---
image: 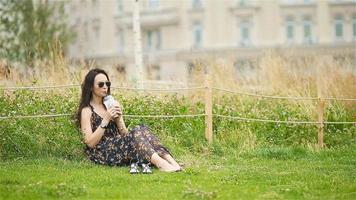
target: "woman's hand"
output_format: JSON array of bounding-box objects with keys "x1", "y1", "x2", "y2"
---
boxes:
[
  {"x1": 112, "y1": 105, "x2": 123, "y2": 117},
  {"x1": 103, "y1": 106, "x2": 121, "y2": 122},
  {"x1": 112, "y1": 103, "x2": 128, "y2": 135},
  {"x1": 113, "y1": 101, "x2": 123, "y2": 116}
]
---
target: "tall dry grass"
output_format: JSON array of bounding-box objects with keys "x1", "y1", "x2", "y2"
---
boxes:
[
  {"x1": 1, "y1": 47, "x2": 355, "y2": 102},
  {"x1": 187, "y1": 50, "x2": 356, "y2": 121},
  {"x1": 0, "y1": 41, "x2": 128, "y2": 86},
  {"x1": 188, "y1": 50, "x2": 356, "y2": 99}
]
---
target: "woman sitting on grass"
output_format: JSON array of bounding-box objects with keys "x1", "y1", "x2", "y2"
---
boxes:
[{"x1": 76, "y1": 68, "x2": 181, "y2": 173}]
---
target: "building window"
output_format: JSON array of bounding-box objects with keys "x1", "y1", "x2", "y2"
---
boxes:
[
  {"x1": 117, "y1": 0, "x2": 123, "y2": 14},
  {"x1": 353, "y1": 14, "x2": 356, "y2": 39},
  {"x1": 303, "y1": 0, "x2": 313, "y2": 4},
  {"x1": 92, "y1": 0, "x2": 98, "y2": 7},
  {"x1": 116, "y1": 64, "x2": 126, "y2": 77},
  {"x1": 239, "y1": 21, "x2": 251, "y2": 46},
  {"x1": 94, "y1": 25, "x2": 100, "y2": 39},
  {"x1": 303, "y1": 16, "x2": 313, "y2": 44},
  {"x1": 334, "y1": 15, "x2": 344, "y2": 41},
  {"x1": 192, "y1": 0, "x2": 203, "y2": 9},
  {"x1": 285, "y1": 16, "x2": 295, "y2": 44},
  {"x1": 187, "y1": 62, "x2": 195, "y2": 80},
  {"x1": 193, "y1": 22, "x2": 203, "y2": 48},
  {"x1": 147, "y1": 64, "x2": 161, "y2": 80},
  {"x1": 148, "y1": 0, "x2": 159, "y2": 9},
  {"x1": 147, "y1": 31, "x2": 152, "y2": 50},
  {"x1": 145, "y1": 30, "x2": 161, "y2": 51},
  {"x1": 117, "y1": 29, "x2": 124, "y2": 53},
  {"x1": 238, "y1": 0, "x2": 249, "y2": 6},
  {"x1": 156, "y1": 30, "x2": 161, "y2": 49},
  {"x1": 91, "y1": 0, "x2": 99, "y2": 12},
  {"x1": 92, "y1": 19, "x2": 100, "y2": 39},
  {"x1": 84, "y1": 22, "x2": 88, "y2": 40},
  {"x1": 282, "y1": 0, "x2": 297, "y2": 4}
]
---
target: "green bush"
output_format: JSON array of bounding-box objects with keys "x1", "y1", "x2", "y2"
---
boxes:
[{"x1": 0, "y1": 89, "x2": 354, "y2": 160}]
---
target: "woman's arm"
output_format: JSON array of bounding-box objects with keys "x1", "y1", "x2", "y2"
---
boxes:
[
  {"x1": 114, "y1": 102, "x2": 129, "y2": 135},
  {"x1": 80, "y1": 107, "x2": 110, "y2": 148},
  {"x1": 115, "y1": 115, "x2": 129, "y2": 135}
]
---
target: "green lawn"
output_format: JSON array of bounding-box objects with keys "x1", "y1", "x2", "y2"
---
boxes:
[{"x1": 1, "y1": 147, "x2": 355, "y2": 200}]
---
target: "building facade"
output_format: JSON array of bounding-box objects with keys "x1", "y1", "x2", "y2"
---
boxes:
[{"x1": 65, "y1": 0, "x2": 356, "y2": 83}]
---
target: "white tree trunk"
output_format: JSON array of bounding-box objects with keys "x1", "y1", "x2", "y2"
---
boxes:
[{"x1": 133, "y1": 0, "x2": 144, "y2": 89}]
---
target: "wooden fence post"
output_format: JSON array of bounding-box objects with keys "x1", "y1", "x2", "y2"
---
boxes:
[
  {"x1": 204, "y1": 73, "x2": 213, "y2": 143},
  {"x1": 317, "y1": 97, "x2": 324, "y2": 148},
  {"x1": 316, "y1": 63, "x2": 324, "y2": 148}
]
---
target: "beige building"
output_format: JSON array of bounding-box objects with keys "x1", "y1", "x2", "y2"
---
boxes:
[{"x1": 65, "y1": 0, "x2": 356, "y2": 83}]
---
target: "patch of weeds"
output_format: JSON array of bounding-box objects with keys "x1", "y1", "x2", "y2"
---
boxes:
[
  {"x1": 251, "y1": 147, "x2": 309, "y2": 160},
  {"x1": 183, "y1": 168, "x2": 200, "y2": 176},
  {"x1": 0, "y1": 179, "x2": 21, "y2": 186},
  {"x1": 48, "y1": 182, "x2": 87, "y2": 198},
  {"x1": 182, "y1": 185, "x2": 217, "y2": 200},
  {"x1": 219, "y1": 174, "x2": 240, "y2": 185},
  {"x1": 1, "y1": 181, "x2": 87, "y2": 199}
]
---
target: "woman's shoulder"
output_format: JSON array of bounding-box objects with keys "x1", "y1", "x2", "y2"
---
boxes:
[{"x1": 81, "y1": 106, "x2": 93, "y2": 117}]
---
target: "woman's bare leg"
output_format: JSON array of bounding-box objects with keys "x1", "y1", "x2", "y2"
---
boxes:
[
  {"x1": 150, "y1": 153, "x2": 176, "y2": 172},
  {"x1": 162, "y1": 154, "x2": 181, "y2": 170}
]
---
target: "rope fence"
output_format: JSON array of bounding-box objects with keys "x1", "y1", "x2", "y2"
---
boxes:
[
  {"x1": 213, "y1": 87, "x2": 356, "y2": 102},
  {"x1": 0, "y1": 84, "x2": 80, "y2": 90},
  {"x1": 0, "y1": 113, "x2": 206, "y2": 120},
  {"x1": 1, "y1": 113, "x2": 354, "y2": 124},
  {"x1": 1, "y1": 78, "x2": 355, "y2": 147},
  {"x1": 0, "y1": 85, "x2": 205, "y2": 92},
  {"x1": 123, "y1": 114, "x2": 205, "y2": 118},
  {"x1": 1, "y1": 84, "x2": 355, "y2": 101},
  {"x1": 111, "y1": 86, "x2": 206, "y2": 92},
  {"x1": 214, "y1": 114, "x2": 318, "y2": 124},
  {"x1": 213, "y1": 114, "x2": 356, "y2": 125},
  {"x1": 0, "y1": 114, "x2": 72, "y2": 120}
]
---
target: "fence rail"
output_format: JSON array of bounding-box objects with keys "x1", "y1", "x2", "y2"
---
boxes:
[
  {"x1": 111, "y1": 86, "x2": 206, "y2": 92},
  {"x1": 213, "y1": 87, "x2": 356, "y2": 102},
  {"x1": 1, "y1": 113, "x2": 354, "y2": 124},
  {"x1": 0, "y1": 84, "x2": 80, "y2": 90},
  {"x1": 0, "y1": 85, "x2": 206, "y2": 92},
  {"x1": 0, "y1": 114, "x2": 206, "y2": 120},
  {"x1": 2, "y1": 85, "x2": 355, "y2": 101},
  {"x1": 0, "y1": 114, "x2": 72, "y2": 120},
  {"x1": 1, "y1": 80, "x2": 355, "y2": 147}
]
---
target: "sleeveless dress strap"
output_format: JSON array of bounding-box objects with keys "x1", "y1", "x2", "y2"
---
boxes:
[{"x1": 88, "y1": 104, "x2": 94, "y2": 112}]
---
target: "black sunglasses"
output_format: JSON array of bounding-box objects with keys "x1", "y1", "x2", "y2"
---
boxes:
[{"x1": 98, "y1": 81, "x2": 111, "y2": 88}]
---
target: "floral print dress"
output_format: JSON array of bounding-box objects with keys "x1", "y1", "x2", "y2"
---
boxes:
[{"x1": 84, "y1": 105, "x2": 172, "y2": 166}]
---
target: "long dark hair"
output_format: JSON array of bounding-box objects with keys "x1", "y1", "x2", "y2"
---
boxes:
[{"x1": 76, "y1": 68, "x2": 110, "y2": 127}]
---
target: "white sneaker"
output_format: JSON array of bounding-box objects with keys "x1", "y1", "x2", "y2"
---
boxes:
[
  {"x1": 142, "y1": 163, "x2": 152, "y2": 174},
  {"x1": 129, "y1": 163, "x2": 140, "y2": 174}
]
